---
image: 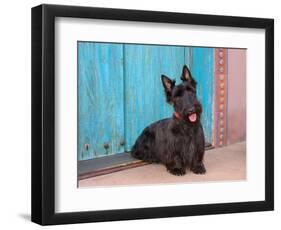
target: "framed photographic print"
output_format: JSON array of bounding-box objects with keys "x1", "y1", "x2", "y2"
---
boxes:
[{"x1": 31, "y1": 4, "x2": 274, "y2": 225}]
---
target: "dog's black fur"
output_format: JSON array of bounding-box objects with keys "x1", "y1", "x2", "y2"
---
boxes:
[{"x1": 131, "y1": 65, "x2": 206, "y2": 176}]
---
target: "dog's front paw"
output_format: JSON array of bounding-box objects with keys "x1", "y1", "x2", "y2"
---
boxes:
[
  {"x1": 167, "y1": 167, "x2": 186, "y2": 176},
  {"x1": 191, "y1": 163, "x2": 206, "y2": 174}
]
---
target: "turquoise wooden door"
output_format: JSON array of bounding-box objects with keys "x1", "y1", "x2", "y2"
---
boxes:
[
  {"x1": 78, "y1": 42, "x2": 214, "y2": 161},
  {"x1": 191, "y1": 48, "x2": 214, "y2": 143},
  {"x1": 78, "y1": 42, "x2": 125, "y2": 160}
]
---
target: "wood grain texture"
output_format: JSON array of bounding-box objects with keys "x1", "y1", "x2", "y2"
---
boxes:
[
  {"x1": 78, "y1": 42, "x2": 125, "y2": 160},
  {"x1": 124, "y1": 44, "x2": 188, "y2": 150},
  {"x1": 78, "y1": 43, "x2": 214, "y2": 159},
  {"x1": 191, "y1": 48, "x2": 214, "y2": 144}
]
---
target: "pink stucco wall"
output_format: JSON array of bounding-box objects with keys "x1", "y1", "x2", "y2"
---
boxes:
[{"x1": 227, "y1": 49, "x2": 246, "y2": 144}]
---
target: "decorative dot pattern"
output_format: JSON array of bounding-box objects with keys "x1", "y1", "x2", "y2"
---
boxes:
[{"x1": 215, "y1": 48, "x2": 227, "y2": 147}]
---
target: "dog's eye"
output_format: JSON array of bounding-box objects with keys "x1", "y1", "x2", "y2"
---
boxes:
[{"x1": 186, "y1": 85, "x2": 196, "y2": 94}]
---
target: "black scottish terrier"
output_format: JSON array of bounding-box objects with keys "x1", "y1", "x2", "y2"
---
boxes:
[{"x1": 131, "y1": 65, "x2": 206, "y2": 176}]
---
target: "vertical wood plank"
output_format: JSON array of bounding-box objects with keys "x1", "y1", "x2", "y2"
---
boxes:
[
  {"x1": 190, "y1": 47, "x2": 214, "y2": 144},
  {"x1": 184, "y1": 47, "x2": 192, "y2": 69},
  {"x1": 124, "y1": 45, "x2": 186, "y2": 151},
  {"x1": 78, "y1": 42, "x2": 124, "y2": 160}
]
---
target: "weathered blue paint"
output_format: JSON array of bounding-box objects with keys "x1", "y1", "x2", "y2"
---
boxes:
[
  {"x1": 78, "y1": 42, "x2": 125, "y2": 160},
  {"x1": 78, "y1": 43, "x2": 214, "y2": 160},
  {"x1": 123, "y1": 45, "x2": 190, "y2": 150},
  {"x1": 190, "y1": 48, "x2": 214, "y2": 144}
]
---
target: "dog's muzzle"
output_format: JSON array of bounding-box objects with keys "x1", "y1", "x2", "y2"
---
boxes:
[{"x1": 187, "y1": 113, "x2": 197, "y2": 122}]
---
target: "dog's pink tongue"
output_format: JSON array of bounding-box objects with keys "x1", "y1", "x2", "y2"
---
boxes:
[{"x1": 188, "y1": 113, "x2": 197, "y2": 122}]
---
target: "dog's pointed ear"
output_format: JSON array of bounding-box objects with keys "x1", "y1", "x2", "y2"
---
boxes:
[
  {"x1": 181, "y1": 65, "x2": 197, "y2": 87},
  {"x1": 161, "y1": 75, "x2": 175, "y2": 103},
  {"x1": 161, "y1": 75, "x2": 174, "y2": 91}
]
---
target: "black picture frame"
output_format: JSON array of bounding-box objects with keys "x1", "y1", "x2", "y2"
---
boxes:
[{"x1": 31, "y1": 4, "x2": 274, "y2": 225}]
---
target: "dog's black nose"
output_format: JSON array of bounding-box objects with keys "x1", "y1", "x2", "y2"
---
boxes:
[{"x1": 187, "y1": 107, "x2": 196, "y2": 114}]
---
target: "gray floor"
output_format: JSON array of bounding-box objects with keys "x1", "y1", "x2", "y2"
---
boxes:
[{"x1": 79, "y1": 141, "x2": 246, "y2": 188}]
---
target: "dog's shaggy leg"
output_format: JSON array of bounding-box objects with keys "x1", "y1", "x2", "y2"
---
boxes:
[
  {"x1": 166, "y1": 155, "x2": 186, "y2": 176},
  {"x1": 191, "y1": 138, "x2": 206, "y2": 174},
  {"x1": 191, "y1": 162, "x2": 206, "y2": 174},
  {"x1": 190, "y1": 151, "x2": 206, "y2": 174}
]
